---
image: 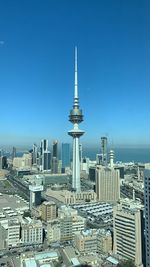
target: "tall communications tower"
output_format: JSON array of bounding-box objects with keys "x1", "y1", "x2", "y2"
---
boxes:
[{"x1": 68, "y1": 47, "x2": 85, "y2": 192}]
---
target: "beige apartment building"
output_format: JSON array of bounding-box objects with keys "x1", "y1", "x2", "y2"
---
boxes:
[
  {"x1": 74, "y1": 229, "x2": 97, "y2": 254},
  {"x1": 97, "y1": 229, "x2": 112, "y2": 255},
  {"x1": 41, "y1": 201, "x2": 56, "y2": 222},
  {"x1": 13, "y1": 153, "x2": 32, "y2": 168},
  {"x1": 96, "y1": 166, "x2": 120, "y2": 202},
  {"x1": 58, "y1": 206, "x2": 85, "y2": 241},
  {"x1": 47, "y1": 222, "x2": 60, "y2": 243}
]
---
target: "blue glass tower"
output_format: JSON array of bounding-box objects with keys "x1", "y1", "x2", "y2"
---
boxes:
[{"x1": 61, "y1": 143, "x2": 71, "y2": 168}]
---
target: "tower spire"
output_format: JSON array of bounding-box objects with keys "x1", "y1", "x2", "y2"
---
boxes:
[{"x1": 74, "y1": 46, "x2": 79, "y2": 107}]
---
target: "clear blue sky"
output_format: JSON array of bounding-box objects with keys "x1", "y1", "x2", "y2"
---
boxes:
[{"x1": 0, "y1": 0, "x2": 149, "y2": 148}]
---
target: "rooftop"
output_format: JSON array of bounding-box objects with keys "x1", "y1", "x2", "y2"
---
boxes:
[{"x1": 0, "y1": 194, "x2": 29, "y2": 220}]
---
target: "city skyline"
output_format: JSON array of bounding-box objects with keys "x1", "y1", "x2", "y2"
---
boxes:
[{"x1": 0, "y1": 0, "x2": 149, "y2": 147}]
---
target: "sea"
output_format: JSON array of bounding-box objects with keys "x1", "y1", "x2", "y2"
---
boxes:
[
  {"x1": 83, "y1": 148, "x2": 150, "y2": 163},
  {"x1": 13, "y1": 147, "x2": 150, "y2": 163}
]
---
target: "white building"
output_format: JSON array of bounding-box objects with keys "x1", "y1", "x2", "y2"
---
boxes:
[
  {"x1": 0, "y1": 219, "x2": 21, "y2": 248},
  {"x1": 113, "y1": 206, "x2": 143, "y2": 267},
  {"x1": 21, "y1": 218, "x2": 43, "y2": 245}
]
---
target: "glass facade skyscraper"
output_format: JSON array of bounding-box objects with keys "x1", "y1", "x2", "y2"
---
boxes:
[{"x1": 61, "y1": 143, "x2": 70, "y2": 168}]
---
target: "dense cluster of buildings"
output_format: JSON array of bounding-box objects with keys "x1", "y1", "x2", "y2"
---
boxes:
[{"x1": 0, "y1": 48, "x2": 150, "y2": 267}]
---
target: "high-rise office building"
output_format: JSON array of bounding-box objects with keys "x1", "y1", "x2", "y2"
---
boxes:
[
  {"x1": 61, "y1": 143, "x2": 70, "y2": 169},
  {"x1": 113, "y1": 206, "x2": 143, "y2": 267},
  {"x1": 101, "y1": 136, "x2": 108, "y2": 165},
  {"x1": 43, "y1": 151, "x2": 51, "y2": 171},
  {"x1": 40, "y1": 139, "x2": 48, "y2": 154},
  {"x1": 144, "y1": 169, "x2": 150, "y2": 267},
  {"x1": 32, "y1": 143, "x2": 38, "y2": 165},
  {"x1": 96, "y1": 166, "x2": 120, "y2": 202},
  {"x1": 68, "y1": 47, "x2": 85, "y2": 192},
  {"x1": 39, "y1": 139, "x2": 51, "y2": 171},
  {"x1": 12, "y1": 147, "x2": 16, "y2": 160},
  {"x1": 1, "y1": 156, "x2": 8, "y2": 169},
  {"x1": 53, "y1": 140, "x2": 58, "y2": 158},
  {"x1": 51, "y1": 140, "x2": 58, "y2": 173}
]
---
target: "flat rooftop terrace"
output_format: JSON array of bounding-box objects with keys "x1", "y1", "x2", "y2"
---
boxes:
[{"x1": 0, "y1": 194, "x2": 29, "y2": 220}]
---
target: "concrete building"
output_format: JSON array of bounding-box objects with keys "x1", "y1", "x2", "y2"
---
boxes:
[
  {"x1": 13, "y1": 153, "x2": 32, "y2": 168},
  {"x1": 29, "y1": 184, "x2": 43, "y2": 209},
  {"x1": 68, "y1": 47, "x2": 85, "y2": 192},
  {"x1": 74, "y1": 229, "x2": 97, "y2": 255},
  {"x1": 46, "y1": 189, "x2": 97, "y2": 204},
  {"x1": 0, "y1": 219, "x2": 21, "y2": 248},
  {"x1": 21, "y1": 251, "x2": 59, "y2": 267},
  {"x1": 144, "y1": 169, "x2": 150, "y2": 267},
  {"x1": 58, "y1": 206, "x2": 85, "y2": 241},
  {"x1": 113, "y1": 206, "x2": 143, "y2": 267},
  {"x1": 21, "y1": 218, "x2": 43, "y2": 245},
  {"x1": 41, "y1": 201, "x2": 56, "y2": 222},
  {"x1": 96, "y1": 166, "x2": 120, "y2": 202},
  {"x1": 97, "y1": 229, "x2": 112, "y2": 255},
  {"x1": 47, "y1": 222, "x2": 60, "y2": 243}
]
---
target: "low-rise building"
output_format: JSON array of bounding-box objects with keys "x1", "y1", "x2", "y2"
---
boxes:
[
  {"x1": 74, "y1": 229, "x2": 97, "y2": 254},
  {"x1": 46, "y1": 189, "x2": 97, "y2": 204},
  {"x1": 21, "y1": 217, "x2": 43, "y2": 245},
  {"x1": 21, "y1": 251, "x2": 59, "y2": 267},
  {"x1": 97, "y1": 229, "x2": 112, "y2": 255},
  {"x1": 0, "y1": 219, "x2": 21, "y2": 248},
  {"x1": 47, "y1": 222, "x2": 60, "y2": 243}
]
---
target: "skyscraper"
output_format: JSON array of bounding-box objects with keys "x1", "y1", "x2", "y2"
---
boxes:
[
  {"x1": 96, "y1": 166, "x2": 120, "y2": 202},
  {"x1": 39, "y1": 139, "x2": 51, "y2": 171},
  {"x1": 101, "y1": 136, "x2": 108, "y2": 165},
  {"x1": 68, "y1": 47, "x2": 84, "y2": 192},
  {"x1": 51, "y1": 140, "x2": 58, "y2": 173},
  {"x1": 32, "y1": 143, "x2": 37, "y2": 165},
  {"x1": 61, "y1": 143, "x2": 70, "y2": 168},
  {"x1": 12, "y1": 147, "x2": 16, "y2": 160},
  {"x1": 53, "y1": 140, "x2": 58, "y2": 158},
  {"x1": 113, "y1": 206, "x2": 143, "y2": 267},
  {"x1": 144, "y1": 169, "x2": 150, "y2": 267}
]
